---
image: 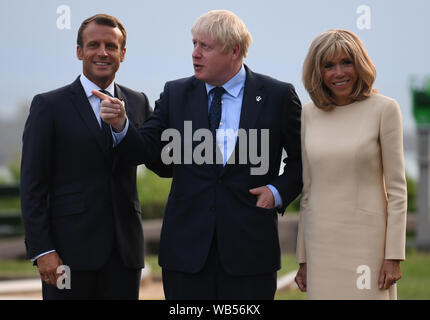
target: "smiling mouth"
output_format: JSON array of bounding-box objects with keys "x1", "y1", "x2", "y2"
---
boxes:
[
  {"x1": 94, "y1": 62, "x2": 110, "y2": 66},
  {"x1": 333, "y1": 80, "x2": 350, "y2": 86}
]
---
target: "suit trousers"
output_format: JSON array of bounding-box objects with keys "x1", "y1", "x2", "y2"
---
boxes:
[
  {"x1": 42, "y1": 241, "x2": 141, "y2": 300},
  {"x1": 162, "y1": 232, "x2": 277, "y2": 300}
]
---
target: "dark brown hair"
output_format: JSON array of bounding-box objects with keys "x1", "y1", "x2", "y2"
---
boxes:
[{"x1": 77, "y1": 14, "x2": 127, "y2": 49}]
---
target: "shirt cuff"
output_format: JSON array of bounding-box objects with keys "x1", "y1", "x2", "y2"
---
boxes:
[
  {"x1": 31, "y1": 250, "x2": 56, "y2": 262},
  {"x1": 112, "y1": 118, "x2": 129, "y2": 147},
  {"x1": 267, "y1": 184, "x2": 283, "y2": 209}
]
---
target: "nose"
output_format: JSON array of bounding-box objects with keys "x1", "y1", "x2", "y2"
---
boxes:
[
  {"x1": 334, "y1": 64, "x2": 345, "y2": 77},
  {"x1": 97, "y1": 45, "x2": 108, "y2": 57},
  {"x1": 192, "y1": 45, "x2": 201, "y2": 59}
]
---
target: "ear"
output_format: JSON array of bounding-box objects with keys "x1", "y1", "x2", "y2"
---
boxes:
[
  {"x1": 120, "y1": 47, "x2": 126, "y2": 62},
  {"x1": 232, "y1": 44, "x2": 241, "y2": 61},
  {"x1": 77, "y1": 45, "x2": 83, "y2": 61}
]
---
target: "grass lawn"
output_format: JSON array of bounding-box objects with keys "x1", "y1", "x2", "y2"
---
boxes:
[
  {"x1": 0, "y1": 259, "x2": 39, "y2": 279},
  {"x1": 397, "y1": 248, "x2": 430, "y2": 300},
  {"x1": 0, "y1": 249, "x2": 429, "y2": 300}
]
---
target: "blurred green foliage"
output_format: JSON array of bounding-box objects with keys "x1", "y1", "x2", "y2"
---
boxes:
[
  {"x1": 406, "y1": 175, "x2": 417, "y2": 212},
  {"x1": 137, "y1": 166, "x2": 171, "y2": 220},
  {"x1": 285, "y1": 196, "x2": 300, "y2": 213},
  {"x1": 8, "y1": 152, "x2": 21, "y2": 183}
]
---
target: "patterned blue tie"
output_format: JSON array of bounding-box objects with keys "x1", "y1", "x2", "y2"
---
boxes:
[
  {"x1": 208, "y1": 87, "x2": 225, "y2": 172},
  {"x1": 208, "y1": 87, "x2": 225, "y2": 137}
]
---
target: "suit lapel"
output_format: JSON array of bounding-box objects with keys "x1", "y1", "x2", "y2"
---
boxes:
[
  {"x1": 187, "y1": 78, "x2": 209, "y2": 131},
  {"x1": 69, "y1": 77, "x2": 110, "y2": 157},
  {"x1": 238, "y1": 66, "x2": 266, "y2": 131},
  {"x1": 111, "y1": 84, "x2": 128, "y2": 171},
  {"x1": 223, "y1": 67, "x2": 266, "y2": 175},
  {"x1": 114, "y1": 83, "x2": 128, "y2": 115},
  {"x1": 186, "y1": 78, "x2": 224, "y2": 173}
]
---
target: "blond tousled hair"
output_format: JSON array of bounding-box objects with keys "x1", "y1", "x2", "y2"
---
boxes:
[
  {"x1": 191, "y1": 10, "x2": 252, "y2": 60},
  {"x1": 302, "y1": 29, "x2": 376, "y2": 110}
]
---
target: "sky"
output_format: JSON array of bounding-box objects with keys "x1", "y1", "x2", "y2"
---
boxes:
[{"x1": 1, "y1": 0, "x2": 429, "y2": 131}]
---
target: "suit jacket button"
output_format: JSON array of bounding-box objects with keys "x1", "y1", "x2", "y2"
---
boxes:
[{"x1": 210, "y1": 205, "x2": 216, "y2": 211}]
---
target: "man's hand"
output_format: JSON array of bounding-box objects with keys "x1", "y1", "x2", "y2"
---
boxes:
[
  {"x1": 249, "y1": 186, "x2": 274, "y2": 209},
  {"x1": 378, "y1": 259, "x2": 402, "y2": 290},
  {"x1": 295, "y1": 263, "x2": 307, "y2": 292},
  {"x1": 37, "y1": 252, "x2": 63, "y2": 287},
  {"x1": 92, "y1": 90, "x2": 126, "y2": 132}
]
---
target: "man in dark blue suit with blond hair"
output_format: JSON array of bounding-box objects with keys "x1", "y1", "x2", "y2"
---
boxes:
[{"x1": 97, "y1": 9, "x2": 302, "y2": 299}]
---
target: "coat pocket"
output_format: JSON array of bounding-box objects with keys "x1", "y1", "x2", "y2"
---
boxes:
[{"x1": 50, "y1": 184, "x2": 85, "y2": 217}]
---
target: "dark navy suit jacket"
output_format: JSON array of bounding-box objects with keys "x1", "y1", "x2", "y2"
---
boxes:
[
  {"x1": 117, "y1": 66, "x2": 303, "y2": 275},
  {"x1": 20, "y1": 77, "x2": 157, "y2": 270}
]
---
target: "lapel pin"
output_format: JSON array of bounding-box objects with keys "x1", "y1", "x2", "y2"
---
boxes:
[{"x1": 256, "y1": 96, "x2": 262, "y2": 102}]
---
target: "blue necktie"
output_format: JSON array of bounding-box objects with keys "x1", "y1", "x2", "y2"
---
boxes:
[
  {"x1": 208, "y1": 87, "x2": 225, "y2": 172},
  {"x1": 208, "y1": 87, "x2": 225, "y2": 137},
  {"x1": 98, "y1": 89, "x2": 113, "y2": 150}
]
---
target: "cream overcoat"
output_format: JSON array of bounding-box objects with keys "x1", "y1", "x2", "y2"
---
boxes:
[{"x1": 296, "y1": 93, "x2": 407, "y2": 299}]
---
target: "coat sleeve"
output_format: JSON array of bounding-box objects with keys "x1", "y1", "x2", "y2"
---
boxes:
[
  {"x1": 296, "y1": 104, "x2": 309, "y2": 264},
  {"x1": 135, "y1": 91, "x2": 173, "y2": 178},
  {"x1": 20, "y1": 94, "x2": 56, "y2": 259},
  {"x1": 380, "y1": 99, "x2": 407, "y2": 260},
  {"x1": 116, "y1": 83, "x2": 171, "y2": 171},
  {"x1": 270, "y1": 84, "x2": 303, "y2": 212}
]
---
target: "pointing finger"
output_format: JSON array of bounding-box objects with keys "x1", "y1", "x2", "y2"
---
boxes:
[
  {"x1": 91, "y1": 90, "x2": 120, "y2": 104},
  {"x1": 92, "y1": 89, "x2": 110, "y2": 100}
]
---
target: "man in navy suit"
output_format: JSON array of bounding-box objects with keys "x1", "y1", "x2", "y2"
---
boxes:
[
  {"x1": 20, "y1": 14, "x2": 159, "y2": 299},
  {"x1": 97, "y1": 10, "x2": 302, "y2": 299}
]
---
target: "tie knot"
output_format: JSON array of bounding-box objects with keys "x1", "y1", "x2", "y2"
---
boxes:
[
  {"x1": 99, "y1": 89, "x2": 113, "y2": 98},
  {"x1": 210, "y1": 87, "x2": 225, "y2": 98}
]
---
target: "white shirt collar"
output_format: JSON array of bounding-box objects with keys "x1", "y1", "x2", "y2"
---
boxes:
[{"x1": 79, "y1": 74, "x2": 115, "y2": 98}]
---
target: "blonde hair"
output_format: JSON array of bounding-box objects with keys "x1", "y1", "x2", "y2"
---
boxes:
[
  {"x1": 191, "y1": 10, "x2": 252, "y2": 60},
  {"x1": 302, "y1": 29, "x2": 376, "y2": 110}
]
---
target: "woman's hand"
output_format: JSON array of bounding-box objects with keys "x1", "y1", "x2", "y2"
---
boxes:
[
  {"x1": 295, "y1": 263, "x2": 307, "y2": 292},
  {"x1": 378, "y1": 259, "x2": 402, "y2": 290}
]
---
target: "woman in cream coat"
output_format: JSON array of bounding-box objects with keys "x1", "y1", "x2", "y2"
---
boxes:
[{"x1": 294, "y1": 29, "x2": 407, "y2": 299}]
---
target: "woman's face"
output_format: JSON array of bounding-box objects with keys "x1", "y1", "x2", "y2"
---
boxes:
[{"x1": 321, "y1": 51, "x2": 358, "y2": 106}]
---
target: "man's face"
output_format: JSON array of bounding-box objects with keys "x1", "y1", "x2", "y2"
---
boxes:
[
  {"x1": 192, "y1": 33, "x2": 240, "y2": 86},
  {"x1": 77, "y1": 22, "x2": 125, "y2": 89}
]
